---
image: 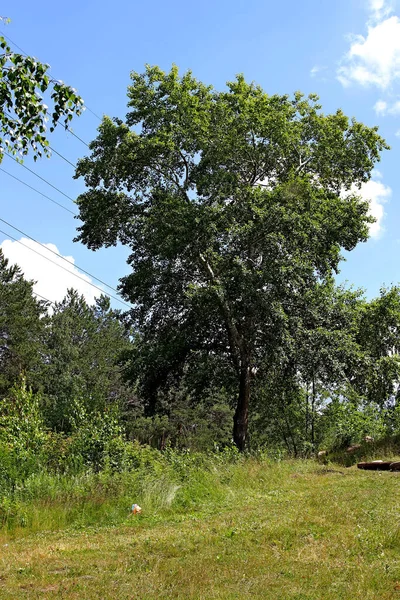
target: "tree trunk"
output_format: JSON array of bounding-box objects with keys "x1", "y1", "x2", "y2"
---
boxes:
[
  {"x1": 280, "y1": 424, "x2": 291, "y2": 455},
  {"x1": 305, "y1": 382, "x2": 309, "y2": 442},
  {"x1": 283, "y1": 409, "x2": 298, "y2": 457},
  {"x1": 233, "y1": 363, "x2": 251, "y2": 451},
  {"x1": 311, "y1": 376, "x2": 315, "y2": 450}
]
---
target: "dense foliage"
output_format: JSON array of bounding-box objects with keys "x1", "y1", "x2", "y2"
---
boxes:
[
  {"x1": 1, "y1": 63, "x2": 400, "y2": 508},
  {"x1": 0, "y1": 237, "x2": 400, "y2": 469},
  {"x1": 74, "y1": 65, "x2": 388, "y2": 448}
]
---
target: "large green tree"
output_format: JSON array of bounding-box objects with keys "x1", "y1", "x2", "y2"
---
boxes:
[
  {"x1": 74, "y1": 66, "x2": 388, "y2": 450},
  {"x1": 1, "y1": 24, "x2": 83, "y2": 161}
]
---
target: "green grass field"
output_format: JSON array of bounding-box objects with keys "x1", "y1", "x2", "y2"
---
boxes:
[{"x1": 1, "y1": 458, "x2": 400, "y2": 599}]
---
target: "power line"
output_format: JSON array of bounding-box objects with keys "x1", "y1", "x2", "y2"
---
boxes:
[
  {"x1": 65, "y1": 127, "x2": 90, "y2": 148},
  {"x1": 0, "y1": 35, "x2": 128, "y2": 307},
  {"x1": 0, "y1": 216, "x2": 124, "y2": 296},
  {"x1": 0, "y1": 30, "x2": 27, "y2": 55},
  {"x1": 0, "y1": 167, "x2": 77, "y2": 215},
  {"x1": 32, "y1": 290, "x2": 55, "y2": 305},
  {"x1": 0, "y1": 35, "x2": 128, "y2": 305},
  {"x1": 0, "y1": 227, "x2": 132, "y2": 309},
  {"x1": 48, "y1": 145, "x2": 76, "y2": 168},
  {"x1": 5, "y1": 153, "x2": 76, "y2": 204},
  {"x1": 83, "y1": 106, "x2": 102, "y2": 122}
]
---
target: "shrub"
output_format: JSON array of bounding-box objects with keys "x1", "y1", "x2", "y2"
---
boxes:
[{"x1": 66, "y1": 409, "x2": 124, "y2": 471}]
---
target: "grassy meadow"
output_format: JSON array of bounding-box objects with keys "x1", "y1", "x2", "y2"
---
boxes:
[{"x1": 0, "y1": 454, "x2": 400, "y2": 599}]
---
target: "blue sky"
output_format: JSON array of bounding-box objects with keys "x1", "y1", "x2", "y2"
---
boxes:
[{"x1": 1, "y1": 0, "x2": 400, "y2": 306}]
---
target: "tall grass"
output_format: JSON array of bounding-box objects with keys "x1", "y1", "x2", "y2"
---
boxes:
[
  {"x1": 2, "y1": 438, "x2": 400, "y2": 537},
  {"x1": 0, "y1": 445, "x2": 247, "y2": 534}
]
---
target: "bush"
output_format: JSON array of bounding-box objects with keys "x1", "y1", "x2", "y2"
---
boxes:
[
  {"x1": 0, "y1": 379, "x2": 47, "y2": 453},
  {"x1": 320, "y1": 399, "x2": 387, "y2": 451},
  {"x1": 0, "y1": 380, "x2": 48, "y2": 492},
  {"x1": 66, "y1": 409, "x2": 124, "y2": 472}
]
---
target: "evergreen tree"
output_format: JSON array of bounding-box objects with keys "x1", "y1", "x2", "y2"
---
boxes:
[
  {"x1": 42, "y1": 290, "x2": 132, "y2": 432},
  {"x1": 0, "y1": 249, "x2": 47, "y2": 396}
]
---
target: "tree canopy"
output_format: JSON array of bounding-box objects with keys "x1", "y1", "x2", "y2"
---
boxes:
[{"x1": 72, "y1": 65, "x2": 387, "y2": 449}]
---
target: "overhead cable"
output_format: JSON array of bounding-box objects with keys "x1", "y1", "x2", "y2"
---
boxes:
[
  {"x1": 0, "y1": 216, "x2": 125, "y2": 295},
  {"x1": 0, "y1": 226, "x2": 132, "y2": 308},
  {"x1": 0, "y1": 167, "x2": 77, "y2": 215}
]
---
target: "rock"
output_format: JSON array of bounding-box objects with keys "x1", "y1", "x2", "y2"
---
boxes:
[
  {"x1": 346, "y1": 444, "x2": 362, "y2": 453},
  {"x1": 363, "y1": 436, "x2": 374, "y2": 443}
]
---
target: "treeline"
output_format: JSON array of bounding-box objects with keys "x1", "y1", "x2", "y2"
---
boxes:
[{"x1": 1, "y1": 247, "x2": 400, "y2": 470}]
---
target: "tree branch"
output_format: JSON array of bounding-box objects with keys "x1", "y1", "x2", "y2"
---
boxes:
[
  {"x1": 179, "y1": 150, "x2": 190, "y2": 188},
  {"x1": 295, "y1": 156, "x2": 313, "y2": 175},
  {"x1": 198, "y1": 252, "x2": 242, "y2": 374}
]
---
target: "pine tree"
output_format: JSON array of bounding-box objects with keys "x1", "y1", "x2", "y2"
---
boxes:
[{"x1": 0, "y1": 249, "x2": 47, "y2": 396}]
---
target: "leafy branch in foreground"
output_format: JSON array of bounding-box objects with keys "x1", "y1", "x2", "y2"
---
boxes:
[{"x1": 0, "y1": 28, "x2": 83, "y2": 162}]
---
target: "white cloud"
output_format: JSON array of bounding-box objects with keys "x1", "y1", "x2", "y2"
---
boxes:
[
  {"x1": 369, "y1": 0, "x2": 394, "y2": 21},
  {"x1": 310, "y1": 65, "x2": 327, "y2": 79},
  {"x1": 0, "y1": 238, "x2": 102, "y2": 305},
  {"x1": 310, "y1": 66, "x2": 320, "y2": 77},
  {"x1": 388, "y1": 99, "x2": 400, "y2": 113},
  {"x1": 373, "y1": 98, "x2": 400, "y2": 115},
  {"x1": 337, "y1": 15, "x2": 400, "y2": 89},
  {"x1": 374, "y1": 99, "x2": 388, "y2": 114},
  {"x1": 396, "y1": 128, "x2": 400, "y2": 135},
  {"x1": 354, "y1": 179, "x2": 392, "y2": 238},
  {"x1": 372, "y1": 168, "x2": 383, "y2": 179}
]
